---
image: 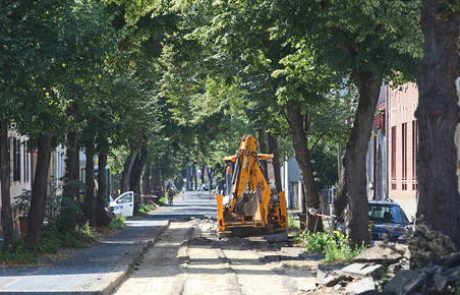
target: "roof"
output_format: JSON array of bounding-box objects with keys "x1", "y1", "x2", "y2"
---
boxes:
[{"x1": 369, "y1": 199, "x2": 400, "y2": 206}]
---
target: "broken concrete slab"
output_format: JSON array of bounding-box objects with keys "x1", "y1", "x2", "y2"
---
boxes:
[
  {"x1": 280, "y1": 246, "x2": 305, "y2": 257},
  {"x1": 433, "y1": 271, "x2": 448, "y2": 292},
  {"x1": 281, "y1": 259, "x2": 320, "y2": 272},
  {"x1": 345, "y1": 277, "x2": 376, "y2": 294},
  {"x1": 340, "y1": 263, "x2": 383, "y2": 278},
  {"x1": 354, "y1": 244, "x2": 405, "y2": 264},
  {"x1": 384, "y1": 269, "x2": 426, "y2": 294},
  {"x1": 316, "y1": 268, "x2": 348, "y2": 287},
  {"x1": 299, "y1": 251, "x2": 324, "y2": 261}
]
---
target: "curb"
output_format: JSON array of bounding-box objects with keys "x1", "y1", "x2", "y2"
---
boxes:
[{"x1": 101, "y1": 220, "x2": 171, "y2": 295}]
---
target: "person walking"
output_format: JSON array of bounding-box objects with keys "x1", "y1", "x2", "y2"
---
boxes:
[{"x1": 167, "y1": 184, "x2": 175, "y2": 206}]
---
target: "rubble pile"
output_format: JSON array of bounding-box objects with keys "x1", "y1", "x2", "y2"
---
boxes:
[
  {"x1": 311, "y1": 225, "x2": 460, "y2": 294},
  {"x1": 384, "y1": 223, "x2": 460, "y2": 294}
]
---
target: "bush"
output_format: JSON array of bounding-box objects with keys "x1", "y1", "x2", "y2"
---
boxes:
[
  {"x1": 0, "y1": 240, "x2": 35, "y2": 265},
  {"x1": 109, "y1": 215, "x2": 126, "y2": 230},
  {"x1": 58, "y1": 197, "x2": 84, "y2": 232},
  {"x1": 158, "y1": 196, "x2": 168, "y2": 205},
  {"x1": 297, "y1": 231, "x2": 364, "y2": 263},
  {"x1": 288, "y1": 213, "x2": 299, "y2": 230},
  {"x1": 139, "y1": 203, "x2": 156, "y2": 214},
  {"x1": 77, "y1": 222, "x2": 96, "y2": 242},
  {"x1": 323, "y1": 231, "x2": 364, "y2": 263}
]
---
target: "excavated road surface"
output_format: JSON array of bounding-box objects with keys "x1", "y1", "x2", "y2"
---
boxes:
[{"x1": 114, "y1": 192, "x2": 319, "y2": 295}]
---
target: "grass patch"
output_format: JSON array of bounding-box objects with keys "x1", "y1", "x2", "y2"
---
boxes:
[
  {"x1": 158, "y1": 196, "x2": 168, "y2": 205},
  {"x1": 0, "y1": 240, "x2": 35, "y2": 265},
  {"x1": 139, "y1": 203, "x2": 156, "y2": 214},
  {"x1": 0, "y1": 222, "x2": 98, "y2": 266},
  {"x1": 295, "y1": 230, "x2": 364, "y2": 263},
  {"x1": 109, "y1": 215, "x2": 126, "y2": 230}
]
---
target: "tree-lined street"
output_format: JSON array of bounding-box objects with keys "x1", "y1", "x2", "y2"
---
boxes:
[{"x1": 1, "y1": 0, "x2": 459, "y2": 294}]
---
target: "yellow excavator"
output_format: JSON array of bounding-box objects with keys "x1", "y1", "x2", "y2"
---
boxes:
[{"x1": 215, "y1": 135, "x2": 288, "y2": 238}]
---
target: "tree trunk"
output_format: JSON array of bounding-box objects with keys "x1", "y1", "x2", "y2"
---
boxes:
[
  {"x1": 130, "y1": 144, "x2": 147, "y2": 213},
  {"x1": 0, "y1": 120, "x2": 13, "y2": 252},
  {"x1": 121, "y1": 148, "x2": 139, "y2": 192},
  {"x1": 141, "y1": 164, "x2": 151, "y2": 195},
  {"x1": 415, "y1": 0, "x2": 460, "y2": 248},
  {"x1": 63, "y1": 131, "x2": 80, "y2": 200},
  {"x1": 201, "y1": 166, "x2": 205, "y2": 185},
  {"x1": 187, "y1": 166, "x2": 193, "y2": 191},
  {"x1": 333, "y1": 156, "x2": 347, "y2": 220},
  {"x1": 84, "y1": 144, "x2": 96, "y2": 226},
  {"x1": 192, "y1": 163, "x2": 198, "y2": 190},
  {"x1": 268, "y1": 133, "x2": 283, "y2": 193},
  {"x1": 207, "y1": 167, "x2": 213, "y2": 190},
  {"x1": 286, "y1": 101, "x2": 323, "y2": 232},
  {"x1": 96, "y1": 152, "x2": 110, "y2": 226},
  {"x1": 151, "y1": 165, "x2": 162, "y2": 193},
  {"x1": 258, "y1": 127, "x2": 268, "y2": 179},
  {"x1": 26, "y1": 134, "x2": 53, "y2": 248},
  {"x1": 344, "y1": 70, "x2": 382, "y2": 246}
]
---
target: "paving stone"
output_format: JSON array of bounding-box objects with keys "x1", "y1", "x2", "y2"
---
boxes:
[
  {"x1": 280, "y1": 246, "x2": 305, "y2": 257},
  {"x1": 340, "y1": 263, "x2": 383, "y2": 277},
  {"x1": 384, "y1": 269, "x2": 426, "y2": 294},
  {"x1": 316, "y1": 268, "x2": 347, "y2": 287},
  {"x1": 354, "y1": 244, "x2": 404, "y2": 264},
  {"x1": 345, "y1": 277, "x2": 376, "y2": 294}
]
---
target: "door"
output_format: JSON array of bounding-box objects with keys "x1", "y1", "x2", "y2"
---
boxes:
[{"x1": 115, "y1": 191, "x2": 134, "y2": 217}]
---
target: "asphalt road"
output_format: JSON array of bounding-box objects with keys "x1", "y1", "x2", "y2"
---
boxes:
[{"x1": 0, "y1": 191, "x2": 216, "y2": 294}]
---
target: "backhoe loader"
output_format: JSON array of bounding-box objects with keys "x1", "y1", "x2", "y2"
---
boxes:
[{"x1": 215, "y1": 135, "x2": 288, "y2": 238}]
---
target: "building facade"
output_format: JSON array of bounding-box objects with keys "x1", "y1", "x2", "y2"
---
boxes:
[
  {"x1": 387, "y1": 82, "x2": 419, "y2": 219},
  {"x1": 4, "y1": 130, "x2": 33, "y2": 203},
  {"x1": 0, "y1": 132, "x2": 66, "y2": 234},
  {"x1": 281, "y1": 158, "x2": 303, "y2": 210}
]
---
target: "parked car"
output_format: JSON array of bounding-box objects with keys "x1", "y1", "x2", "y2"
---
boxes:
[
  {"x1": 368, "y1": 200, "x2": 412, "y2": 242},
  {"x1": 110, "y1": 191, "x2": 134, "y2": 217}
]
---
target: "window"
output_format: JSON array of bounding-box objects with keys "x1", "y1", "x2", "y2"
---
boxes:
[
  {"x1": 368, "y1": 204, "x2": 409, "y2": 225},
  {"x1": 391, "y1": 127, "x2": 397, "y2": 190},
  {"x1": 412, "y1": 121, "x2": 418, "y2": 190},
  {"x1": 402, "y1": 123, "x2": 407, "y2": 190},
  {"x1": 23, "y1": 140, "x2": 29, "y2": 183},
  {"x1": 117, "y1": 193, "x2": 133, "y2": 204},
  {"x1": 12, "y1": 138, "x2": 21, "y2": 182}
]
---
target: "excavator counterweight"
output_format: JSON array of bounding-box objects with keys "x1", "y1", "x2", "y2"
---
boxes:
[{"x1": 215, "y1": 135, "x2": 288, "y2": 238}]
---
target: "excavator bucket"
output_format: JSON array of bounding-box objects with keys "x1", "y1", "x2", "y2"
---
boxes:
[{"x1": 215, "y1": 135, "x2": 288, "y2": 240}]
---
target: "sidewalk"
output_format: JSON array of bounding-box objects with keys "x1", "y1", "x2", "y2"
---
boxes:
[{"x1": 0, "y1": 217, "x2": 169, "y2": 294}]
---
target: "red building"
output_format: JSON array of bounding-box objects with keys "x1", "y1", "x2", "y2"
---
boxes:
[{"x1": 387, "y1": 82, "x2": 419, "y2": 219}]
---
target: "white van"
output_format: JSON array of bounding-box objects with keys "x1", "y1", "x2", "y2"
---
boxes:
[{"x1": 110, "y1": 191, "x2": 134, "y2": 217}]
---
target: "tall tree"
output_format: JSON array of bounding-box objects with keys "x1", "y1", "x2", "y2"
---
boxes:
[
  {"x1": 276, "y1": 0, "x2": 422, "y2": 244},
  {"x1": 415, "y1": 0, "x2": 460, "y2": 248},
  {"x1": 0, "y1": 121, "x2": 13, "y2": 252}
]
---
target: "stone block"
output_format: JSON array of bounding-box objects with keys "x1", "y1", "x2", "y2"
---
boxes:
[
  {"x1": 340, "y1": 263, "x2": 383, "y2": 277},
  {"x1": 345, "y1": 277, "x2": 376, "y2": 294}
]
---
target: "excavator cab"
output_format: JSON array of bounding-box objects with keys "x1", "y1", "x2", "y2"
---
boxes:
[{"x1": 215, "y1": 135, "x2": 288, "y2": 238}]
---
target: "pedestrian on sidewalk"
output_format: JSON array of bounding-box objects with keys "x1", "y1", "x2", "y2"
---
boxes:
[{"x1": 167, "y1": 183, "x2": 175, "y2": 206}]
